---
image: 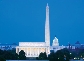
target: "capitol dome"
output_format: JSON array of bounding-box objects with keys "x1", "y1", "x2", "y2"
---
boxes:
[{"x1": 52, "y1": 36, "x2": 59, "y2": 46}]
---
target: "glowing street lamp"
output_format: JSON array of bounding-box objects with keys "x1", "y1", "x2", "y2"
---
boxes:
[
  {"x1": 74, "y1": 58, "x2": 76, "y2": 60},
  {"x1": 74, "y1": 57, "x2": 77, "y2": 60},
  {"x1": 81, "y1": 55, "x2": 82, "y2": 58},
  {"x1": 58, "y1": 58, "x2": 59, "y2": 59},
  {"x1": 78, "y1": 58, "x2": 79, "y2": 60},
  {"x1": 70, "y1": 53, "x2": 72, "y2": 55},
  {"x1": 83, "y1": 58, "x2": 84, "y2": 60}
]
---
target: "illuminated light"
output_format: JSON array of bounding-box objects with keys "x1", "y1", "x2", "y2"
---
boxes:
[
  {"x1": 70, "y1": 53, "x2": 71, "y2": 54},
  {"x1": 78, "y1": 58, "x2": 79, "y2": 59},
  {"x1": 74, "y1": 57, "x2": 77, "y2": 60},
  {"x1": 83, "y1": 58, "x2": 84, "y2": 59},
  {"x1": 58, "y1": 58, "x2": 59, "y2": 59},
  {"x1": 81, "y1": 55, "x2": 82, "y2": 57},
  {"x1": 64, "y1": 55, "x2": 66, "y2": 57}
]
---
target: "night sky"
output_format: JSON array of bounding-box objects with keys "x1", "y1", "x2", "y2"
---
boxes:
[{"x1": 0, "y1": 0, "x2": 84, "y2": 45}]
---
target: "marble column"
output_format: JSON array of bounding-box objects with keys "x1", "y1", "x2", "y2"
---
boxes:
[
  {"x1": 16, "y1": 48, "x2": 17, "y2": 53},
  {"x1": 27, "y1": 48, "x2": 28, "y2": 56},
  {"x1": 38, "y1": 48, "x2": 39, "y2": 56},
  {"x1": 30, "y1": 47, "x2": 31, "y2": 56}
]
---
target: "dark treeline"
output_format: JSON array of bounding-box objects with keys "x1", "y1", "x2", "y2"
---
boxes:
[
  {"x1": 0, "y1": 49, "x2": 26, "y2": 61},
  {"x1": 0, "y1": 48, "x2": 84, "y2": 61},
  {"x1": 37, "y1": 48, "x2": 84, "y2": 61},
  {"x1": 37, "y1": 48, "x2": 70, "y2": 61}
]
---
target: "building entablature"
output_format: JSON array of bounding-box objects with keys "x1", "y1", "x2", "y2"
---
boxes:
[
  {"x1": 19, "y1": 42, "x2": 46, "y2": 46},
  {"x1": 16, "y1": 46, "x2": 49, "y2": 48}
]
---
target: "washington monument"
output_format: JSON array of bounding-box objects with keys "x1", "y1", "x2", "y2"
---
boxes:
[{"x1": 45, "y1": 3, "x2": 50, "y2": 54}]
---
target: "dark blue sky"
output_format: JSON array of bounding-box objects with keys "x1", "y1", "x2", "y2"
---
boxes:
[{"x1": 0, "y1": 0, "x2": 84, "y2": 45}]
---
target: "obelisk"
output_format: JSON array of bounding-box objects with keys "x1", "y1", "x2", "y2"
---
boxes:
[{"x1": 45, "y1": 3, "x2": 50, "y2": 54}]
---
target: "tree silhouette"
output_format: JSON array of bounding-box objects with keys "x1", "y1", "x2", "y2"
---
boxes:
[
  {"x1": 48, "y1": 48, "x2": 70, "y2": 61},
  {"x1": 38, "y1": 52, "x2": 47, "y2": 60},
  {"x1": 48, "y1": 52, "x2": 55, "y2": 61},
  {"x1": 19, "y1": 50, "x2": 26, "y2": 60},
  {"x1": 0, "y1": 56, "x2": 6, "y2": 61}
]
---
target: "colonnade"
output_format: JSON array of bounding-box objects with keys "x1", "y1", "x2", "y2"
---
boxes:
[{"x1": 16, "y1": 47, "x2": 48, "y2": 57}]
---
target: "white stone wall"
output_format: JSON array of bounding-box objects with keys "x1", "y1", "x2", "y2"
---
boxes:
[{"x1": 19, "y1": 42, "x2": 46, "y2": 46}]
